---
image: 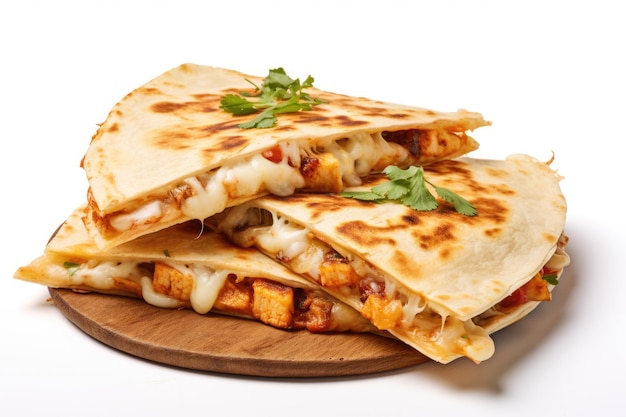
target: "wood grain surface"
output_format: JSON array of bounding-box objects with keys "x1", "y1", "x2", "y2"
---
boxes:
[{"x1": 48, "y1": 288, "x2": 429, "y2": 377}]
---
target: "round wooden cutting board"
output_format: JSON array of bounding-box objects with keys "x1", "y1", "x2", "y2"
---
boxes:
[{"x1": 48, "y1": 288, "x2": 429, "y2": 377}]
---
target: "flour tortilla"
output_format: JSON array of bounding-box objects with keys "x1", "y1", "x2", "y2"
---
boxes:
[
  {"x1": 82, "y1": 64, "x2": 489, "y2": 249},
  {"x1": 214, "y1": 154, "x2": 570, "y2": 363}
]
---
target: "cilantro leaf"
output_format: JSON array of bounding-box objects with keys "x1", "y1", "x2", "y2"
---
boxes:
[
  {"x1": 239, "y1": 110, "x2": 277, "y2": 129},
  {"x1": 340, "y1": 191, "x2": 385, "y2": 201},
  {"x1": 220, "y1": 68, "x2": 326, "y2": 129},
  {"x1": 371, "y1": 179, "x2": 410, "y2": 200},
  {"x1": 401, "y1": 168, "x2": 439, "y2": 211},
  {"x1": 219, "y1": 94, "x2": 259, "y2": 115},
  {"x1": 340, "y1": 165, "x2": 477, "y2": 216},
  {"x1": 383, "y1": 165, "x2": 418, "y2": 180},
  {"x1": 434, "y1": 186, "x2": 478, "y2": 216},
  {"x1": 542, "y1": 273, "x2": 559, "y2": 285}
]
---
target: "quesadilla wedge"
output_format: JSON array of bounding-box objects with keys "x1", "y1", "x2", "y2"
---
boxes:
[
  {"x1": 82, "y1": 63, "x2": 489, "y2": 249},
  {"x1": 211, "y1": 154, "x2": 570, "y2": 363},
  {"x1": 14, "y1": 206, "x2": 376, "y2": 334}
]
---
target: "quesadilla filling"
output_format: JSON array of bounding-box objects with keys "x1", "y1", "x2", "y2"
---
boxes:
[
  {"x1": 93, "y1": 128, "x2": 470, "y2": 238},
  {"x1": 215, "y1": 207, "x2": 569, "y2": 363},
  {"x1": 56, "y1": 257, "x2": 373, "y2": 333}
]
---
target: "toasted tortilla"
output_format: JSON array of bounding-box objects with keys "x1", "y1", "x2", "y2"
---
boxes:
[
  {"x1": 15, "y1": 207, "x2": 375, "y2": 334},
  {"x1": 82, "y1": 63, "x2": 489, "y2": 249},
  {"x1": 213, "y1": 154, "x2": 570, "y2": 363}
]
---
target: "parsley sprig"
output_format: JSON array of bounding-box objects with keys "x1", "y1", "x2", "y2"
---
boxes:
[
  {"x1": 220, "y1": 68, "x2": 326, "y2": 129},
  {"x1": 341, "y1": 165, "x2": 478, "y2": 216}
]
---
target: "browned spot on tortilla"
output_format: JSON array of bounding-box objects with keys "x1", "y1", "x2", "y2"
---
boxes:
[
  {"x1": 288, "y1": 112, "x2": 335, "y2": 126},
  {"x1": 483, "y1": 227, "x2": 503, "y2": 238},
  {"x1": 542, "y1": 232, "x2": 558, "y2": 244},
  {"x1": 151, "y1": 130, "x2": 194, "y2": 150},
  {"x1": 401, "y1": 214, "x2": 420, "y2": 226},
  {"x1": 491, "y1": 184, "x2": 516, "y2": 196},
  {"x1": 485, "y1": 167, "x2": 509, "y2": 178},
  {"x1": 331, "y1": 115, "x2": 370, "y2": 127},
  {"x1": 215, "y1": 136, "x2": 248, "y2": 150},
  {"x1": 389, "y1": 249, "x2": 423, "y2": 279},
  {"x1": 150, "y1": 96, "x2": 222, "y2": 114},
  {"x1": 151, "y1": 101, "x2": 186, "y2": 113},
  {"x1": 417, "y1": 223, "x2": 456, "y2": 250},
  {"x1": 196, "y1": 120, "x2": 247, "y2": 135},
  {"x1": 468, "y1": 198, "x2": 508, "y2": 225},
  {"x1": 335, "y1": 220, "x2": 396, "y2": 246},
  {"x1": 136, "y1": 87, "x2": 163, "y2": 96}
]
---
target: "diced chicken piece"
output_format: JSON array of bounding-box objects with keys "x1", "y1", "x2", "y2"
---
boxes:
[
  {"x1": 153, "y1": 262, "x2": 193, "y2": 304},
  {"x1": 300, "y1": 153, "x2": 343, "y2": 193},
  {"x1": 213, "y1": 275, "x2": 253, "y2": 315},
  {"x1": 318, "y1": 253, "x2": 360, "y2": 288},
  {"x1": 361, "y1": 294, "x2": 403, "y2": 330},
  {"x1": 294, "y1": 292, "x2": 334, "y2": 332},
  {"x1": 252, "y1": 279, "x2": 294, "y2": 329}
]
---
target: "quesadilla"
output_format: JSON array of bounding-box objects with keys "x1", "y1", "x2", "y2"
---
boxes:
[
  {"x1": 211, "y1": 154, "x2": 570, "y2": 363},
  {"x1": 14, "y1": 206, "x2": 376, "y2": 334},
  {"x1": 82, "y1": 63, "x2": 489, "y2": 249}
]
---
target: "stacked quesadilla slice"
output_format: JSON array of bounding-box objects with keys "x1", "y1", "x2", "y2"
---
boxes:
[
  {"x1": 210, "y1": 155, "x2": 570, "y2": 363},
  {"x1": 16, "y1": 207, "x2": 376, "y2": 334},
  {"x1": 81, "y1": 64, "x2": 488, "y2": 249}
]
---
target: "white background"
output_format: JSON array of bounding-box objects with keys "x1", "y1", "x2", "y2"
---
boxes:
[{"x1": 1, "y1": 1, "x2": 624, "y2": 415}]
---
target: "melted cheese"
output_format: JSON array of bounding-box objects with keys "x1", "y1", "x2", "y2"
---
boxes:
[
  {"x1": 109, "y1": 201, "x2": 164, "y2": 233},
  {"x1": 73, "y1": 261, "x2": 144, "y2": 288},
  {"x1": 255, "y1": 211, "x2": 309, "y2": 260},
  {"x1": 188, "y1": 266, "x2": 229, "y2": 314},
  {"x1": 72, "y1": 260, "x2": 229, "y2": 315},
  {"x1": 182, "y1": 174, "x2": 228, "y2": 221},
  {"x1": 140, "y1": 276, "x2": 182, "y2": 308},
  {"x1": 325, "y1": 131, "x2": 407, "y2": 185},
  {"x1": 329, "y1": 302, "x2": 377, "y2": 333},
  {"x1": 107, "y1": 133, "x2": 409, "y2": 233}
]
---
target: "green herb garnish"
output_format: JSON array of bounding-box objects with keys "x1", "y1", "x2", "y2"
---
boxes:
[
  {"x1": 220, "y1": 67, "x2": 326, "y2": 129},
  {"x1": 341, "y1": 165, "x2": 478, "y2": 216},
  {"x1": 63, "y1": 261, "x2": 80, "y2": 276},
  {"x1": 163, "y1": 249, "x2": 171, "y2": 257},
  {"x1": 542, "y1": 273, "x2": 559, "y2": 286}
]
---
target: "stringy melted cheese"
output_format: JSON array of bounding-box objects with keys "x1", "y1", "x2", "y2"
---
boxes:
[
  {"x1": 72, "y1": 260, "x2": 227, "y2": 314},
  {"x1": 218, "y1": 206, "x2": 496, "y2": 363},
  {"x1": 108, "y1": 133, "x2": 409, "y2": 233}
]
